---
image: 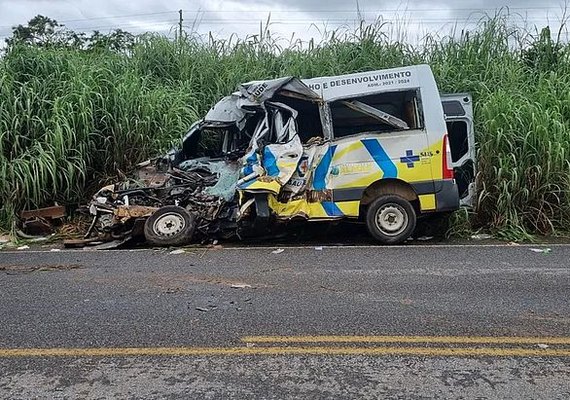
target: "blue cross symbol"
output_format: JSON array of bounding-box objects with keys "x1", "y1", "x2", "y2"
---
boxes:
[{"x1": 400, "y1": 150, "x2": 420, "y2": 168}]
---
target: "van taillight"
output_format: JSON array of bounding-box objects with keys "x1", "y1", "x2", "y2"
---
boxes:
[{"x1": 442, "y1": 134, "x2": 454, "y2": 180}]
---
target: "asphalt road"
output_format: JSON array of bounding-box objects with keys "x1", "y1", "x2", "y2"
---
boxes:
[{"x1": 0, "y1": 244, "x2": 569, "y2": 399}]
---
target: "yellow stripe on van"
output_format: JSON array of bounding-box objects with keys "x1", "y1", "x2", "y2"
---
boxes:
[
  {"x1": 335, "y1": 200, "x2": 360, "y2": 217},
  {"x1": 429, "y1": 137, "x2": 445, "y2": 181},
  {"x1": 418, "y1": 194, "x2": 436, "y2": 211},
  {"x1": 268, "y1": 196, "x2": 332, "y2": 219},
  {"x1": 332, "y1": 140, "x2": 363, "y2": 162},
  {"x1": 276, "y1": 160, "x2": 299, "y2": 171},
  {"x1": 242, "y1": 179, "x2": 282, "y2": 194}
]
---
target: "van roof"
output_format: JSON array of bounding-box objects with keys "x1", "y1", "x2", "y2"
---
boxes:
[
  {"x1": 302, "y1": 64, "x2": 432, "y2": 101},
  {"x1": 238, "y1": 64, "x2": 433, "y2": 103}
]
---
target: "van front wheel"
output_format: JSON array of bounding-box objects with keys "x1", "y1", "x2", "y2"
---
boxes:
[
  {"x1": 144, "y1": 206, "x2": 195, "y2": 247},
  {"x1": 366, "y1": 195, "x2": 416, "y2": 244}
]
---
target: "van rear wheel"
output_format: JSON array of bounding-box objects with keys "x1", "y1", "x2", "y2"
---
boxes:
[{"x1": 366, "y1": 195, "x2": 416, "y2": 244}]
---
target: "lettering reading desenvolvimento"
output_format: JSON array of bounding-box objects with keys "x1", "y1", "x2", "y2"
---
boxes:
[{"x1": 308, "y1": 71, "x2": 413, "y2": 91}]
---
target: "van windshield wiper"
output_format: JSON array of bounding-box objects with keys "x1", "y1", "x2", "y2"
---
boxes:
[{"x1": 341, "y1": 100, "x2": 409, "y2": 130}]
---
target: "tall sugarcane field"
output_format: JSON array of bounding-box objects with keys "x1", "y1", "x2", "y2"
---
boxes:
[{"x1": 1, "y1": 13, "x2": 569, "y2": 242}]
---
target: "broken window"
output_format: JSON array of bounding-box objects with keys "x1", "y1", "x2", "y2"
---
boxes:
[
  {"x1": 266, "y1": 106, "x2": 297, "y2": 144},
  {"x1": 183, "y1": 128, "x2": 228, "y2": 159},
  {"x1": 271, "y1": 94, "x2": 324, "y2": 144},
  {"x1": 330, "y1": 89, "x2": 423, "y2": 138},
  {"x1": 446, "y1": 120, "x2": 473, "y2": 198},
  {"x1": 446, "y1": 121, "x2": 469, "y2": 162}
]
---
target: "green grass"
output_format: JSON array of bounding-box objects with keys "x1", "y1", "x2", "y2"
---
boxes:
[{"x1": 1, "y1": 14, "x2": 570, "y2": 239}]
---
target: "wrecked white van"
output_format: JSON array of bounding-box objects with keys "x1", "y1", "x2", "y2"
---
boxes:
[{"x1": 85, "y1": 64, "x2": 475, "y2": 247}]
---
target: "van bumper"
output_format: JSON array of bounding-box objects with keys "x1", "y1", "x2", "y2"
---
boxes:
[{"x1": 436, "y1": 179, "x2": 460, "y2": 212}]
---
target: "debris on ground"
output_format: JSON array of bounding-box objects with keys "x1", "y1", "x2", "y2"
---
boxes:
[
  {"x1": 0, "y1": 235, "x2": 10, "y2": 244},
  {"x1": 195, "y1": 307, "x2": 209, "y2": 312},
  {"x1": 529, "y1": 248, "x2": 552, "y2": 254},
  {"x1": 62, "y1": 237, "x2": 131, "y2": 249},
  {"x1": 28, "y1": 235, "x2": 52, "y2": 242},
  {"x1": 537, "y1": 343, "x2": 549, "y2": 349},
  {"x1": 271, "y1": 248, "x2": 285, "y2": 254},
  {"x1": 16, "y1": 245, "x2": 30, "y2": 250},
  {"x1": 169, "y1": 249, "x2": 186, "y2": 255},
  {"x1": 20, "y1": 205, "x2": 66, "y2": 220},
  {"x1": 315, "y1": 246, "x2": 323, "y2": 251},
  {"x1": 471, "y1": 233, "x2": 493, "y2": 240},
  {"x1": 19, "y1": 205, "x2": 66, "y2": 236},
  {"x1": 63, "y1": 238, "x2": 101, "y2": 248},
  {"x1": 416, "y1": 236, "x2": 434, "y2": 241},
  {"x1": 90, "y1": 239, "x2": 131, "y2": 250},
  {"x1": 231, "y1": 283, "x2": 252, "y2": 289}
]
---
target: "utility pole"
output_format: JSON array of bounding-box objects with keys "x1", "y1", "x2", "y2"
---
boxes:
[{"x1": 178, "y1": 9, "x2": 183, "y2": 42}]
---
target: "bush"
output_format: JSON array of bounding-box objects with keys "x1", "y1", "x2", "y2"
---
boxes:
[{"x1": 1, "y1": 15, "x2": 569, "y2": 238}]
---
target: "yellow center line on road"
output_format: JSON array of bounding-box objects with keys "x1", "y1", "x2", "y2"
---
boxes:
[
  {"x1": 0, "y1": 346, "x2": 569, "y2": 358},
  {"x1": 241, "y1": 335, "x2": 570, "y2": 345},
  {"x1": 2, "y1": 335, "x2": 570, "y2": 358}
]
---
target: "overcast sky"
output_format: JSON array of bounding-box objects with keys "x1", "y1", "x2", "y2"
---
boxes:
[{"x1": 0, "y1": 0, "x2": 568, "y2": 44}]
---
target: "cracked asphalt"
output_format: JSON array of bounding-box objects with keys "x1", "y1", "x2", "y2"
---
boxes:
[{"x1": 0, "y1": 244, "x2": 569, "y2": 399}]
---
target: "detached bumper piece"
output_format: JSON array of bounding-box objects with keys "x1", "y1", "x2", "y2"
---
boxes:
[{"x1": 19, "y1": 205, "x2": 67, "y2": 236}]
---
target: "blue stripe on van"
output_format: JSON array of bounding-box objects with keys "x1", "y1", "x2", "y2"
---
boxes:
[
  {"x1": 361, "y1": 139, "x2": 397, "y2": 179},
  {"x1": 242, "y1": 152, "x2": 258, "y2": 176},
  {"x1": 321, "y1": 201, "x2": 344, "y2": 217},
  {"x1": 313, "y1": 145, "x2": 337, "y2": 190},
  {"x1": 263, "y1": 147, "x2": 280, "y2": 177}
]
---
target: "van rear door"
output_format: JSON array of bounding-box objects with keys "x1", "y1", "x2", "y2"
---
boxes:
[{"x1": 440, "y1": 93, "x2": 476, "y2": 207}]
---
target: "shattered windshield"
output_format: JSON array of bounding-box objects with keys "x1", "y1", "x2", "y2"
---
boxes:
[
  {"x1": 198, "y1": 129, "x2": 226, "y2": 157},
  {"x1": 182, "y1": 127, "x2": 229, "y2": 159}
]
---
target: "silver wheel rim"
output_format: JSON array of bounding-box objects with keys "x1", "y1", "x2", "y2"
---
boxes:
[
  {"x1": 152, "y1": 212, "x2": 185, "y2": 237},
  {"x1": 375, "y1": 203, "x2": 408, "y2": 237}
]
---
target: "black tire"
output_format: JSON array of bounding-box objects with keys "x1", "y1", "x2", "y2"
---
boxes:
[
  {"x1": 144, "y1": 206, "x2": 195, "y2": 247},
  {"x1": 366, "y1": 195, "x2": 416, "y2": 244}
]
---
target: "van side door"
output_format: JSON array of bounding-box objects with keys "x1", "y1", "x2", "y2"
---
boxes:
[{"x1": 441, "y1": 93, "x2": 476, "y2": 207}]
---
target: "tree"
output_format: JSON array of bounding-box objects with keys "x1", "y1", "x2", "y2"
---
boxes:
[
  {"x1": 5, "y1": 15, "x2": 135, "y2": 53},
  {"x1": 88, "y1": 29, "x2": 135, "y2": 53},
  {"x1": 5, "y1": 15, "x2": 85, "y2": 48}
]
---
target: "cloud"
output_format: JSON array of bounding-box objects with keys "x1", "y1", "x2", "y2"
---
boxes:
[{"x1": 0, "y1": 0, "x2": 567, "y2": 43}]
